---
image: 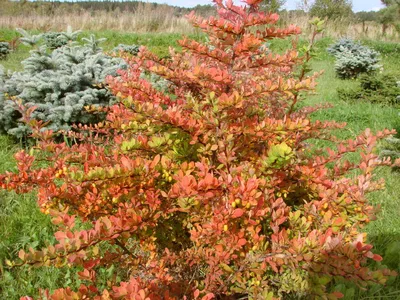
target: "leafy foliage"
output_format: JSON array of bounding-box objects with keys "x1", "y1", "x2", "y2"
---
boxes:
[
  {"x1": 361, "y1": 39, "x2": 400, "y2": 57},
  {"x1": 328, "y1": 38, "x2": 380, "y2": 79},
  {"x1": 0, "y1": 35, "x2": 127, "y2": 138},
  {"x1": 355, "y1": 11, "x2": 378, "y2": 23},
  {"x1": 0, "y1": 42, "x2": 10, "y2": 60},
  {"x1": 0, "y1": 1, "x2": 397, "y2": 299},
  {"x1": 338, "y1": 73, "x2": 400, "y2": 104},
  {"x1": 260, "y1": 0, "x2": 286, "y2": 12},
  {"x1": 310, "y1": 0, "x2": 353, "y2": 20},
  {"x1": 378, "y1": 0, "x2": 400, "y2": 34}
]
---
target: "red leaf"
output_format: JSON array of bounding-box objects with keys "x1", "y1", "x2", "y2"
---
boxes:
[
  {"x1": 215, "y1": 245, "x2": 224, "y2": 252},
  {"x1": 238, "y1": 238, "x2": 247, "y2": 246},
  {"x1": 232, "y1": 208, "x2": 244, "y2": 218},
  {"x1": 332, "y1": 217, "x2": 344, "y2": 226},
  {"x1": 244, "y1": 0, "x2": 263, "y2": 5},
  {"x1": 121, "y1": 157, "x2": 132, "y2": 170},
  {"x1": 150, "y1": 154, "x2": 161, "y2": 169},
  {"x1": 201, "y1": 293, "x2": 215, "y2": 300},
  {"x1": 373, "y1": 254, "x2": 383, "y2": 262},
  {"x1": 331, "y1": 291, "x2": 344, "y2": 299},
  {"x1": 18, "y1": 250, "x2": 25, "y2": 260}
]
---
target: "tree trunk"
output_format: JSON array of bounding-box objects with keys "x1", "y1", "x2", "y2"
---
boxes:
[{"x1": 382, "y1": 23, "x2": 388, "y2": 35}]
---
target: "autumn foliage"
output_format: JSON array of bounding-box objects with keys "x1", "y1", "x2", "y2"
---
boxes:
[{"x1": 0, "y1": 0, "x2": 397, "y2": 299}]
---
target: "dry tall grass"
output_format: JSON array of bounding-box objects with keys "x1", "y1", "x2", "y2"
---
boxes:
[
  {"x1": 0, "y1": 3, "x2": 196, "y2": 34},
  {"x1": 288, "y1": 14, "x2": 399, "y2": 41},
  {"x1": 0, "y1": 2, "x2": 398, "y2": 41}
]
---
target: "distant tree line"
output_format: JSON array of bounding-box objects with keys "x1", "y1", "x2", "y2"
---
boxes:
[
  {"x1": 0, "y1": 0, "x2": 216, "y2": 17},
  {"x1": 53, "y1": 1, "x2": 215, "y2": 16},
  {"x1": 1, "y1": 0, "x2": 398, "y2": 36},
  {"x1": 294, "y1": 0, "x2": 399, "y2": 36}
]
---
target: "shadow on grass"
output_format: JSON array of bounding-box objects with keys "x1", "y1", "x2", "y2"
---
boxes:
[{"x1": 328, "y1": 232, "x2": 400, "y2": 300}]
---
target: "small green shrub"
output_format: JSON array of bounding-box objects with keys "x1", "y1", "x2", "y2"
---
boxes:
[
  {"x1": 17, "y1": 27, "x2": 81, "y2": 49},
  {"x1": 338, "y1": 73, "x2": 400, "y2": 104},
  {"x1": 328, "y1": 38, "x2": 380, "y2": 79},
  {"x1": 0, "y1": 42, "x2": 10, "y2": 60},
  {"x1": 362, "y1": 39, "x2": 400, "y2": 57},
  {"x1": 381, "y1": 135, "x2": 400, "y2": 165},
  {"x1": 16, "y1": 28, "x2": 42, "y2": 47},
  {"x1": 327, "y1": 38, "x2": 357, "y2": 56},
  {"x1": 0, "y1": 36, "x2": 127, "y2": 138},
  {"x1": 140, "y1": 72, "x2": 171, "y2": 93},
  {"x1": 0, "y1": 65, "x2": 5, "y2": 83},
  {"x1": 110, "y1": 44, "x2": 169, "y2": 93},
  {"x1": 380, "y1": 93, "x2": 400, "y2": 167},
  {"x1": 111, "y1": 43, "x2": 140, "y2": 56},
  {"x1": 334, "y1": 50, "x2": 380, "y2": 79},
  {"x1": 42, "y1": 32, "x2": 68, "y2": 49}
]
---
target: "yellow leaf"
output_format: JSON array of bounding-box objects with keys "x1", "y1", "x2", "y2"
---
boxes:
[{"x1": 220, "y1": 263, "x2": 234, "y2": 273}]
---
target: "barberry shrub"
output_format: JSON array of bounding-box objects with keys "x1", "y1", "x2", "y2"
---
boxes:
[
  {"x1": 328, "y1": 38, "x2": 380, "y2": 79},
  {"x1": 1, "y1": 1, "x2": 397, "y2": 299}
]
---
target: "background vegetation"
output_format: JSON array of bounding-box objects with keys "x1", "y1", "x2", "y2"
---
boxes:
[{"x1": 0, "y1": 0, "x2": 399, "y2": 40}]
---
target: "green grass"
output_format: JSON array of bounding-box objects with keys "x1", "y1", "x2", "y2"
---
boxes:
[
  {"x1": 0, "y1": 136, "x2": 82, "y2": 298},
  {"x1": 0, "y1": 30, "x2": 400, "y2": 299},
  {"x1": 1, "y1": 28, "x2": 206, "y2": 71},
  {"x1": 95, "y1": 30, "x2": 206, "y2": 57},
  {"x1": 300, "y1": 59, "x2": 400, "y2": 299}
]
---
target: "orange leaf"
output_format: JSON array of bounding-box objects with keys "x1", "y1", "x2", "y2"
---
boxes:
[
  {"x1": 331, "y1": 291, "x2": 344, "y2": 299},
  {"x1": 150, "y1": 154, "x2": 161, "y2": 169},
  {"x1": 215, "y1": 244, "x2": 224, "y2": 252},
  {"x1": 232, "y1": 208, "x2": 244, "y2": 218},
  {"x1": 244, "y1": 0, "x2": 263, "y2": 5},
  {"x1": 373, "y1": 254, "x2": 383, "y2": 262},
  {"x1": 238, "y1": 238, "x2": 247, "y2": 246}
]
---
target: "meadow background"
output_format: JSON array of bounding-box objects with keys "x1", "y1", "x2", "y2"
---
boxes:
[{"x1": 0, "y1": 0, "x2": 400, "y2": 299}]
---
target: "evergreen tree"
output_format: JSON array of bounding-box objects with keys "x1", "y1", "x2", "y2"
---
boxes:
[{"x1": 0, "y1": 35, "x2": 127, "y2": 138}]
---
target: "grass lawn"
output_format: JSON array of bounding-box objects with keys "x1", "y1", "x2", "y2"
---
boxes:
[{"x1": 0, "y1": 29, "x2": 399, "y2": 299}]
